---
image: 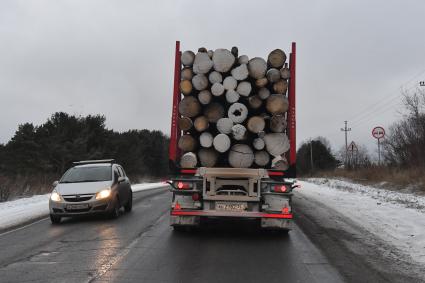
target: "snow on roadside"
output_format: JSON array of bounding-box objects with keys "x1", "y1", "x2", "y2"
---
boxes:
[
  {"x1": 298, "y1": 178, "x2": 425, "y2": 265},
  {"x1": 0, "y1": 182, "x2": 168, "y2": 231}
]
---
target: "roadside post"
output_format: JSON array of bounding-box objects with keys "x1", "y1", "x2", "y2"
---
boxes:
[{"x1": 372, "y1": 126, "x2": 385, "y2": 165}]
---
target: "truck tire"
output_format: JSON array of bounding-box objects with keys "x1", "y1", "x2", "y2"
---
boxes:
[
  {"x1": 124, "y1": 192, "x2": 133, "y2": 212},
  {"x1": 50, "y1": 214, "x2": 61, "y2": 224}
]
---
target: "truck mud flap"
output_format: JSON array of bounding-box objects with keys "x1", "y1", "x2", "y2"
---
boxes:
[
  {"x1": 260, "y1": 218, "x2": 292, "y2": 230},
  {"x1": 170, "y1": 215, "x2": 200, "y2": 226}
]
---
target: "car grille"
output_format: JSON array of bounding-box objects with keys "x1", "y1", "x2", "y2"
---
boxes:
[{"x1": 63, "y1": 195, "x2": 94, "y2": 202}]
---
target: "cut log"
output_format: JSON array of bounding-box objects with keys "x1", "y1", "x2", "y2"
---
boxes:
[
  {"x1": 213, "y1": 134, "x2": 231, "y2": 153},
  {"x1": 236, "y1": 81, "x2": 252, "y2": 97},
  {"x1": 238, "y1": 55, "x2": 249, "y2": 65},
  {"x1": 209, "y1": 71, "x2": 223, "y2": 84},
  {"x1": 178, "y1": 134, "x2": 198, "y2": 152},
  {"x1": 253, "y1": 138, "x2": 265, "y2": 150},
  {"x1": 207, "y1": 50, "x2": 214, "y2": 58},
  {"x1": 266, "y1": 94, "x2": 289, "y2": 114},
  {"x1": 231, "y1": 64, "x2": 249, "y2": 81},
  {"x1": 248, "y1": 57, "x2": 267, "y2": 79},
  {"x1": 254, "y1": 151, "x2": 270, "y2": 167},
  {"x1": 179, "y1": 96, "x2": 201, "y2": 117},
  {"x1": 247, "y1": 116, "x2": 265, "y2": 133},
  {"x1": 211, "y1": 82, "x2": 225, "y2": 97},
  {"x1": 204, "y1": 102, "x2": 225, "y2": 123},
  {"x1": 270, "y1": 114, "x2": 287, "y2": 133},
  {"x1": 213, "y1": 49, "x2": 235, "y2": 72},
  {"x1": 180, "y1": 152, "x2": 197, "y2": 168},
  {"x1": 264, "y1": 133, "x2": 290, "y2": 156},
  {"x1": 273, "y1": 79, "x2": 288, "y2": 94},
  {"x1": 198, "y1": 47, "x2": 208, "y2": 53},
  {"x1": 200, "y1": 132, "x2": 213, "y2": 148},
  {"x1": 193, "y1": 52, "x2": 213, "y2": 74},
  {"x1": 228, "y1": 103, "x2": 248, "y2": 123},
  {"x1": 232, "y1": 124, "x2": 247, "y2": 141},
  {"x1": 181, "y1": 50, "x2": 195, "y2": 67},
  {"x1": 194, "y1": 116, "x2": 209, "y2": 132},
  {"x1": 258, "y1": 87, "x2": 270, "y2": 100},
  {"x1": 180, "y1": 80, "x2": 193, "y2": 95},
  {"x1": 271, "y1": 156, "x2": 289, "y2": 170},
  {"x1": 192, "y1": 74, "x2": 209, "y2": 91},
  {"x1": 280, "y1": 63, "x2": 290, "y2": 79},
  {"x1": 216, "y1": 118, "x2": 234, "y2": 134},
  {"x1": 225, "y1": 89, "x2": 240, "y2": 103},
  {"x1": 228, "y1": 144, "x2": 254, "y2": 168},
  {"x1": 248, "y1": 95, "x2": 262, "y2": 110},
  {"x1": 266, "y1": 68, "x2": 281, "y2": 83},
  {"x1": 181, "y1": 68, "x2": 193, "y2": 80},
  {"x1": 267, "y1": 49, "x2": 286, "y2": 69},
  {"x1": 255, "y1": 77, "x2": 268, "y2": 88},
  {"x1": 178, "y1": 117, "x2": 193, "y2": 131},
  {"x1": 223, "y1": 76, "x2": 237, "y2": 90},
  {"x1": 198, "y1": 148, "x2": 219, "y2": 167},
  {"x1": 198, "y1": 90, "x2": 212, "y2": 105}
]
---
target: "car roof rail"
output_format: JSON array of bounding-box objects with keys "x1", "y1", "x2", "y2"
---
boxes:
[{"x1": 72, "y1": 159, "x2": 116, "y2": 165}]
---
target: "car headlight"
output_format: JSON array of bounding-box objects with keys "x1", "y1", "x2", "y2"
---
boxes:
[
  {"x1": 96, "y1": 189, "x2": 112, "y2": 200},
  {"x1": 50, "y1": 190, "x2": 62, "y2": 202}
]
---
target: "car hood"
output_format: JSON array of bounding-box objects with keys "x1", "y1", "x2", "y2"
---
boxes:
[{"x1": 56, "y1": 181, "x2": 112, "y2": 195}]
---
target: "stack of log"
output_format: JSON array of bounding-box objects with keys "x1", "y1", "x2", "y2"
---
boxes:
[{"x1": 178, "y1": 46, "x2": 290, "y2": 170}]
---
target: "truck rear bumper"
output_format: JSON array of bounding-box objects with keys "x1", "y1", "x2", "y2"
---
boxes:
[{"x1": 171, "y1": 209, "x2": 293, "y2": 219}]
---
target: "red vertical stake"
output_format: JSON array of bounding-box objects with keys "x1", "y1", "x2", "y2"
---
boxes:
[
  {"x1": 288, "y1": 42, "x2": 296, "y2": 166},
  {"x1": 169, "y1": 41, "x2": 181, "y2": 164}
]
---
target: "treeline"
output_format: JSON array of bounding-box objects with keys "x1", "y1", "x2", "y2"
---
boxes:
[
  {"x1": 296, "y1": 138, "x2": 339, "y2": 175},
  {"x1": 0, "y1": 112, "x2": 169, "y2": 179},
  {"x1": 383, "y1": 89, "x2": 425, "y2": 168}
]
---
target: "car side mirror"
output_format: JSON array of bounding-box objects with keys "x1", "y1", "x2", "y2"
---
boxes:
[
  {"x1": 52, "y1": 180, "x2": 59, "y2": 187},
  {"x1": 118, "y1": 176, "x2": 125, "y2": 183}
]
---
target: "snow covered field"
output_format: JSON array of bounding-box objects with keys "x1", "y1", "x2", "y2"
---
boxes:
[
  {"x1": 0, "y1": 182, "x2": 168, "y2": 231},
  {"x1": 299, "y1": 178, "x2": 425, "y2": 266}
]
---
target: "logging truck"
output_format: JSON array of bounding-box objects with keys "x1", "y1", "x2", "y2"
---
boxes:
[{"x1": 168, "y1": 41, "x2": 297, "y2": 231}]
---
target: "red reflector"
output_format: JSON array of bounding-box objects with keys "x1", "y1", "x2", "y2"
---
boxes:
[
  {"x1": 274, "y1": 185, "x2": 287, "y2": 193},
  {"x1": 282, "y1": 207, "x2": 290, "y2": 214},
  {"x1": 192, "y1": 193, "x2": 200, "y2": 201},
  {"x1": 181, "y1": 169, "x2": 196, "y2": 174},
  {"x1": 174, "y1": 202, "x2": 181, "y2": 210},
  {"x1": 268, "y1": 171, "x2": 284, "y2": 176}
]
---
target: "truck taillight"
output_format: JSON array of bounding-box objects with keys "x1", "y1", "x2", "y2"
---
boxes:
[
  {"x1": 282, "y1": 207, "x2": 290, "y2": 214},
  {"x1": 273, "y1": 185, "x2": 288, "y2": 193},
  {"x1": 177, "y1": 181, "x2": 192, "y2": 190}
]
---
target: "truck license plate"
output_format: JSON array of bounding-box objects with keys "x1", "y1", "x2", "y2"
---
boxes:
[
  {"x1": 216, "y1": 202, "x2": 247, "y2": 212},
  {"x1": 66, "y1": 204, "x2": 89, "y2": 210}
]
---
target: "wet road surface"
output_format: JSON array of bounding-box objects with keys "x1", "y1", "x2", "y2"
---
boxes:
[{"x1": 0, "y1": 186, "x2": 344, "y2": 283}]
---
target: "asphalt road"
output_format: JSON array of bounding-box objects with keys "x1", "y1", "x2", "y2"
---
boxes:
[{"x1": 0, "y1": 186, "x2": 346, "y2": 283}]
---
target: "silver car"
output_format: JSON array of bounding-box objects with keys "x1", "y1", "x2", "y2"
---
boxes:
[{"x1": 49, "y1": 160, "x2": 132, "y2": 224}]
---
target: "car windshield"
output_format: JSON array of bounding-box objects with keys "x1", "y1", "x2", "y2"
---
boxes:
[{"x1": 60, "y1": 166, "x2": 112, "y2": 183}]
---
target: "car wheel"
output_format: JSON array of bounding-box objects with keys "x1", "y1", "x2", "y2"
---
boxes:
[
  {"x1": 50, "y1": 214, "x2": 61, "y2": 224},
  {"x1": 124, "y1": 192, "x2": 133, "y2": 212},
  {"x1": 108, "y1": 197, "x2": 120, "y2": 219}
]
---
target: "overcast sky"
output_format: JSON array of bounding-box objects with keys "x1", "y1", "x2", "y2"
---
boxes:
[{"x1": 1, "y1": 0, "x2": 425, "y2": 158}]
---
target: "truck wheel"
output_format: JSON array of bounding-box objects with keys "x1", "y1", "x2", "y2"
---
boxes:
[
  {"x1": 124, "y1": 192, "x2": 133, "y2": 212},
  {"x1": 50, "y1": 214, "x2": 61, "y2": 224}
]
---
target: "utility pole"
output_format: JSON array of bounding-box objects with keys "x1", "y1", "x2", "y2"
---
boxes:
[{"x1": 341, "y1": 121, "x2": 351, "y2": 167}]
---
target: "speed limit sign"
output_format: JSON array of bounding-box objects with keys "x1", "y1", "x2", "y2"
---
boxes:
[{"x1": 372, "y1": 126, "x2": 385, "y2": 139}]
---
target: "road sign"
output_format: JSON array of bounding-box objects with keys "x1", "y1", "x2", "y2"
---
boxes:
[
  {"x1": 372, "y1": 126, "x2": 385, "y2": 139},
  {"x1": 347, "y1": 141, "x2": 358, "y2": 152}
]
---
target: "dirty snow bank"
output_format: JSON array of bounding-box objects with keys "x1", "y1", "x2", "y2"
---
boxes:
[
  {"x1": 0, "y1": 182, "x2": 168, "y2": 231},
  {"x1": 298, "y1": 178, "x2": 425, "y2": 265}
]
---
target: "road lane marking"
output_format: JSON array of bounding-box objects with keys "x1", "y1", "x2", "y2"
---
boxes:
[{"x1": 0, "y1": 217, "x2": 49, "y2": 238}]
